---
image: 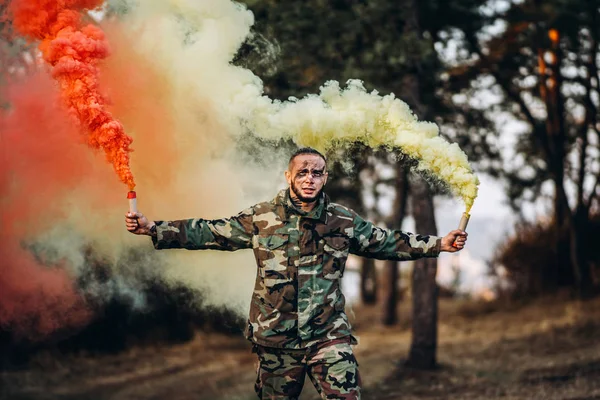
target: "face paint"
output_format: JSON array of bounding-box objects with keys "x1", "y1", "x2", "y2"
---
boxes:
[{"x1": 287, "y1": 155, "x2": 328, "y2": 204}]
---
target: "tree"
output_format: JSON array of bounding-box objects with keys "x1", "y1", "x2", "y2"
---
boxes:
[
  {"x1": 382, "y1": 162, "x2": 409, "y2": 325},
  {"x1": 392, "y1": 0, "x2": 439, "y2": 368},
  {"x1": 447, "y1": 0, "x2": 600, "y2": 297},
  {"x1": 408, "y1": 178, "x2": 439, "y2": 368}
]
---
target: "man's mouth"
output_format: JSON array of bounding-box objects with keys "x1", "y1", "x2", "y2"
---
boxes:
[{"x1": 302, "y1": 188, "x2": 316, "y2": 194}]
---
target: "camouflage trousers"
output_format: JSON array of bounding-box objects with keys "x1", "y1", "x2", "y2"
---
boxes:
[{"x1": 253, "y1": 337, "x2": 361, "y2": 400}]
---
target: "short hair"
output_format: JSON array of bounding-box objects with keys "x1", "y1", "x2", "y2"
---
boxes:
[{"x1": 288, "y1": 147, "x2": 327, "y2": 167}]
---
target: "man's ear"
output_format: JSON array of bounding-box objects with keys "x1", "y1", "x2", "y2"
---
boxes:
[
  {"x1": 323, "y1": 171, "x2": 328, "y2": 186},
  {"x1": 284, "y1": 169, "x2": 291, "y2": 185}
]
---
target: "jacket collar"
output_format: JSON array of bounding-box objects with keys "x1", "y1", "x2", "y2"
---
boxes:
[{"x1": 274, "y1": 189, "x2": 328, "y2": 223}]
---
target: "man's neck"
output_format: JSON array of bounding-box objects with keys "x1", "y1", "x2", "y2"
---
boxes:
[{"x1": 289, "y1": 192, "x2": 318, "y2": 213}]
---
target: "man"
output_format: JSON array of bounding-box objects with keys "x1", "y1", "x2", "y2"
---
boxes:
[{"x1": 125, "y1": 147, "x2": 467, "y2": 400}]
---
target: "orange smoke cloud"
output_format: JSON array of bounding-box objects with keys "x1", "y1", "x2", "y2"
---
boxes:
[
  {"x1": 98, "y1": 20, "x2": 179, "y2": 190},
  {"x1": 8, "y1": 0, "x2": 136, "y2": 190}
]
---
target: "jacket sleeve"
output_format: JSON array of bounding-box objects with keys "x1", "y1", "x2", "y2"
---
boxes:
[
  {"x1": 349, "y1": 211, "x2": 441, "y2": 261},
  {"x1": 151, "y1": 207, "x2": 255, "y2": 251}
]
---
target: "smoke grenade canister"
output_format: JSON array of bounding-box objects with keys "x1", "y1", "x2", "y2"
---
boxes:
[
  {"x1": 453, "y1": 212, "x2": 470, "y2": 248},
  {"x1": 127, "y1": 191, "x2": 137, "y2": 214},
  {"x1": 458, "y1": 212, "x2": 470, "y2": 231}
]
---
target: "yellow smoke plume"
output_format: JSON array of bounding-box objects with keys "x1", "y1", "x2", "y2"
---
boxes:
[{"x1": 248, "y1": 80, "x2": 479, "y2": 212}]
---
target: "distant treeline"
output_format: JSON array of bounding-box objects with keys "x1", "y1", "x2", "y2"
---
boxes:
[{"x1": 0, "y1": 253, "x2": 245, "y2": 369}]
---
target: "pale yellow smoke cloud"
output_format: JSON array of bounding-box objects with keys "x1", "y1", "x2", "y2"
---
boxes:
[
  {"x1": 246, "y1": 80, "x2": 479, "y2": 211},
  {"x1": 90, "y1": 0, "x2": 284, "y2": 313}
]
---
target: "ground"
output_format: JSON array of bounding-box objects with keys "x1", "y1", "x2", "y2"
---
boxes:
[{"x1": 2, "y1": 295, "x2": 600, "y2": 400}]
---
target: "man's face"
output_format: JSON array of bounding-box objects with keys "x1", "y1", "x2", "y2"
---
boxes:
[{"x1": 285, "y1": 154, "x2": 328, "y2": 203}]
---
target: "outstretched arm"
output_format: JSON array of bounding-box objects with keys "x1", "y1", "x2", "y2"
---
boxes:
[
  {"x1": 125, "y1": 208, "x2": 255, "y2": 251},
  {"x1": 350, "y1": 212, "x2": 442, "y2": 261},
  {"x1": 349, "y1": 212, "x2": 467, "y2": 260}
]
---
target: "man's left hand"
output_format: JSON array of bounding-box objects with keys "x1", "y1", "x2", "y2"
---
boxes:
[{"x1": 440, "y1": 229, "x2": 468, "y2": 252}]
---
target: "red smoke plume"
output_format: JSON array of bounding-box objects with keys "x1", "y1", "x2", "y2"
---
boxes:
[
  {"x1": 0, "y1": 73, "x2": 93, "y2": 339},
  {"x1": 8, "y1": 0, "x2": 136, "y2": 189}
]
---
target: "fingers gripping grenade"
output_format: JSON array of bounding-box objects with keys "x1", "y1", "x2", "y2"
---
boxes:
[{"x1": 453, "y1": 212, "x2": 470, "y2": 248}]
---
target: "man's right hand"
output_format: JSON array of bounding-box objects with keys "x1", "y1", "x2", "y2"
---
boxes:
[{"x1": 125, "y1": 212, "x2": 156, "y2": 236}]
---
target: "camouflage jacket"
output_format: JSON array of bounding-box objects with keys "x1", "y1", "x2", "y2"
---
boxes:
[{"x1": 152, "y1": 189, "x2": 441, "y2": 349}]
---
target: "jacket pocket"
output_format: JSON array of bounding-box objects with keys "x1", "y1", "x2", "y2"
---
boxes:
[
  {"x1": 322, "y1": 235, "x2": 350, "y2": 280},
  {"x1": 256, "y1": 234, "x2": 290, "y2": 287}
]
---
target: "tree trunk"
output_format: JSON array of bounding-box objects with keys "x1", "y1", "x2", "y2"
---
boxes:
[
  {"x1": 406, "y1": 178, "x2": 438, "y2": 369},
  {"x1": 548, "y1": 33, "x2": 592, "y2": 297},
  {"x1": 360, "y1": 257, "x2": 377, "y2": 304},
  {"x1": 395, "y1": 0, "x2": 439, "y2": 368},
  {"x1": 382, "y1": 259, "x2": 399, "y2": 325},
  {"x1": 382, "y1": 163, "x2": 409, "y2": 325},
  {"x1": 538, "y1": 28, "x2": 569, "y2": 293},
  {"x1": 570, "y1": 206, "x2": 592, "y2": 298}
]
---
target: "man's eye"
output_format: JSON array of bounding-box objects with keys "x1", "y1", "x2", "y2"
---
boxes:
[{"x1": 313, "y1": 172, "x2": 323, "y2": 177}]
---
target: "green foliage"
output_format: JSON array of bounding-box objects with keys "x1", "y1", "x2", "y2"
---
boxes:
[{"x1": 241, "y1": 0, "x2": 417, "y2": 97}]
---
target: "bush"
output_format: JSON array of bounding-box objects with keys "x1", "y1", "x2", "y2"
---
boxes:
[
  {"x1": 492, "y1": 213, "x2": 600, "y2": 299},
  {"x1": 0, "y1": 245, "x2": 246, "y2": 369}
]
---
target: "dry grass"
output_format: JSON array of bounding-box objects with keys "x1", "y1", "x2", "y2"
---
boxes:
[
  {"x1": 357, "y1": 295, "x2": 600, "y2": 400},
  {"x1": 2, "y1": 295, "x2": 600, "y2": 400}
]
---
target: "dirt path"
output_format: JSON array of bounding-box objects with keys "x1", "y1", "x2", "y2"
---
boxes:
[{"x1": 2, "y1": 297, "x2": 600, "y2": 400}]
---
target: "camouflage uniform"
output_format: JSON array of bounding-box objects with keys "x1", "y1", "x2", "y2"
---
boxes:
[
  {"x1": 152, "y1": 189, "x2": 441, "y2": 399},
  {"x1": 254, "y1": 337, "x2": 360, "y2": 399}
]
